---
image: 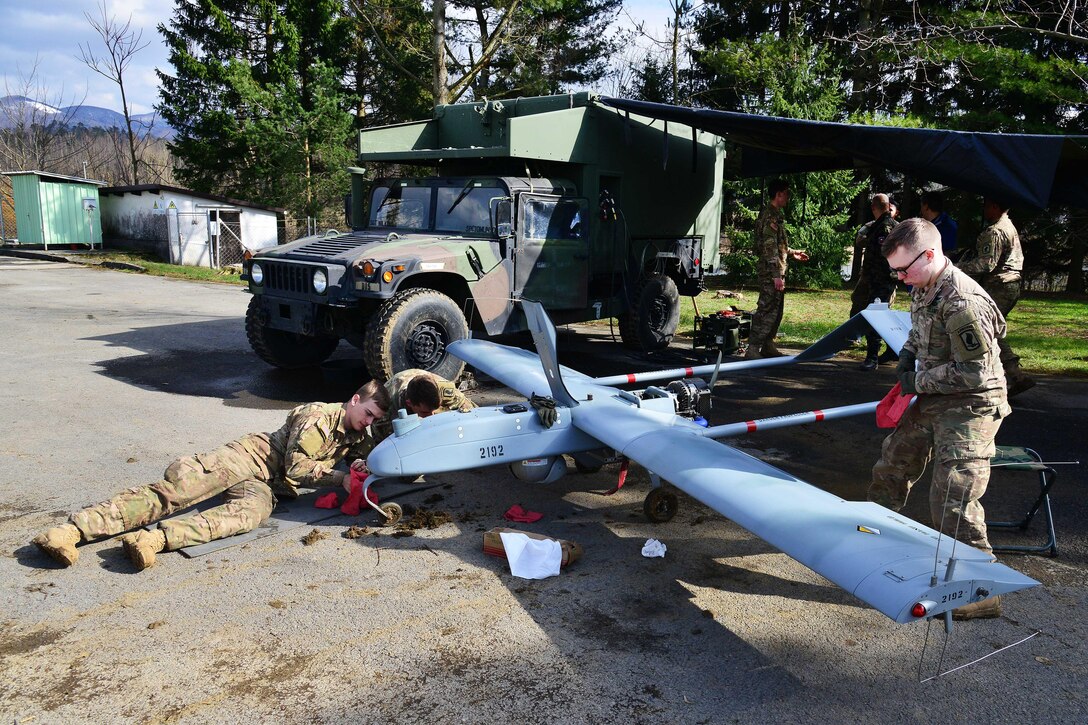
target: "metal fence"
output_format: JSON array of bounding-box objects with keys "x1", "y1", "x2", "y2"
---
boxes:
[
  {"x1": 213, "y1": 212, "x2": 244, "y2": 267},
  {"x1": 0, "y1": 179, "x2": 18, "y2": 242},
  {"x1": 279, "y1": 212, "x2": 349, "y2": 245}
]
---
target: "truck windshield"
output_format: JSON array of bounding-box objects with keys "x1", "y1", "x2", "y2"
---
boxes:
[
  {"x1": 370, "y1": 185, "x2": 432, "y2": 230},
  {"x1": 435, "y1": 184, "x2": 501, "y2": 236},
  {"x1": 369, "y1": 182, "x2": 500, "y2": 236}
]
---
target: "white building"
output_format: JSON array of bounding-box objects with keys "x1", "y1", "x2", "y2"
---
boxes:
[{"x1": 99, "y1": 184, "x2": 284, "y2": 267}]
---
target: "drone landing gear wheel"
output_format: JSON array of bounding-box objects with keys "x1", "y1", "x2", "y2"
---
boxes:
[
  {"x1": 643, "y1": 488, "x2": 679, "y2": 523},
  {"x1": 380, "y1": 502, "x2": 403, "y2": 526}
]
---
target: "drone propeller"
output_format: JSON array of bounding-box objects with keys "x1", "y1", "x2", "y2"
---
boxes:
[{"x1": 708, "y1": 350, "x2": 723, "y2": 390}]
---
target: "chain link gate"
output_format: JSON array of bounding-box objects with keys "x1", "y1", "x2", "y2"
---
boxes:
[{"x1": 212, "y1": 210, "x2": 244, "y2": 267}]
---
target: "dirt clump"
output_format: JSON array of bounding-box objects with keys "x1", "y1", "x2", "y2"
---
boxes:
[
  {"x1": 344, "y1": 525, "x2": 369, "y2": 539},
  {"x1": 301, "y1": 529, "x2": 327, "y2": 546}
]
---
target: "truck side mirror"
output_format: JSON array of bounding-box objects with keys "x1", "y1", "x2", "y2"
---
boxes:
[{"x1": 491, "y1": 197, "x2": 513, "y2": 238}]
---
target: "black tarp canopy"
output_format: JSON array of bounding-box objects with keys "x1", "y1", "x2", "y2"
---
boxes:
[{"x1": 600, "y1": 97, "x2": 1088, "y2": 209}]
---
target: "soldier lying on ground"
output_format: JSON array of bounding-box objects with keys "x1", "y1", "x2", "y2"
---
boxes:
[{"x1": 33, "y1": 381, "x2": 391, "y2": 571}]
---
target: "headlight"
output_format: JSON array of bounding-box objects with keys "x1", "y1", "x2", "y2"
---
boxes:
[
  {"x1": 250, "y1": 262, "x2": 264, "y2": 285},
  {"x1": 312, "y1": 268, "x2": 328, "y2": 294}
]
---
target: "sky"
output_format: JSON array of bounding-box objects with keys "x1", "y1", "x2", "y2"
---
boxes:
[{"x1": 0, "y1": 0, "x2": 678, "y2": 116}]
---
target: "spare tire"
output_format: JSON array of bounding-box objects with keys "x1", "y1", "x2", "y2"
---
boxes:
[{"x1": 618, "y1": 274, "x2": 680, "y2": 351}]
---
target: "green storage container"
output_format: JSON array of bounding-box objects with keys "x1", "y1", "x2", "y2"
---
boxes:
[{"x1": 2, "y1": 171, "x2": 105, "y2": 248}]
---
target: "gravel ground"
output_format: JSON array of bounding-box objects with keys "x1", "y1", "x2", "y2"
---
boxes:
[{"x1": 1, "y1": 255, "x2": 1085, "y2": 724}]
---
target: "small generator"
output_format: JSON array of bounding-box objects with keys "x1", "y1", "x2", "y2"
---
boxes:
[{"x1": 692, "y1": 307, "x2": 752, "y2": 355}]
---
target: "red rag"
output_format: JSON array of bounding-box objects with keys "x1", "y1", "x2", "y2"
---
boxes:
[
  {"x1": 503, "y1": 504, "x2": 543, "y2": 523},
  {"x1": 875, "y1": 382, "x2": 916, "y2": 429},
  {"x1": 340, "y1": 471, "x2": 377, "y2": 515},
  {"x1": 314, "y1": 492, "x2": 340, "y2": 509}
]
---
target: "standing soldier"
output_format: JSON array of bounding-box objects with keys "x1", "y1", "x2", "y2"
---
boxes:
[
  {"x1": 868, "y1": 218, "x2": 1010, "y2": 620},
  {"x1": 371, "y1": 368, "x2": 475, "y2": 443},
  {"x1": 957, "y1": 198, "x2": 1032, "y2": 396},
  {"x1": 33, "y1": 382, "x2": 390, "y2": 570},
  {"x1": 745, "y1": 179, "x2": 808, "y2": 359},
  {"x1": 854, "y1": 193, "x2": 899, "y2": 370},
  {"x1": 919, "y1": 190, "x2": 958, "y2": 254}
]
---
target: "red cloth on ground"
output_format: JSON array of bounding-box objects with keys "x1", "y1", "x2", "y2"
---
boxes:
[
  {"x1": 340, "y1": 470, "x2": 377, "y2": 516},
  {"x1": 314, "y1": 492, "x2": 340, "y2": 509},
  {"x1": 503, "y1": 504, "x2": 543, "y2": 523},
  {"x1": 876, "y1": 382, "x2": 916, "y2": 428}
]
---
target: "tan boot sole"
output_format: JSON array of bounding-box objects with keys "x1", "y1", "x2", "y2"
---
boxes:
[
  {"x1": 121, "y1": 533, "x2": 158, "y2": 571},
  {"x1": 32, "y1": 531, "x2": 79, "y2": 567}
]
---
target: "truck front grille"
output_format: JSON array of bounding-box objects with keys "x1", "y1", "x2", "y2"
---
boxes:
[{"x1": 263, "y1": 262, "x2": 310, "y2": 294}]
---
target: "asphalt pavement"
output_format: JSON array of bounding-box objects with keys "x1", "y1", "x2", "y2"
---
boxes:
[{"x1": 1, "y1": 256, "x2": 1085, "y2": 723}]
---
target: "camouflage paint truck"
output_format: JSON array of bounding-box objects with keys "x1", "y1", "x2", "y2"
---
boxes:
[{"x1": 243, "y1": 92, "x2": 725, "y2": 381}]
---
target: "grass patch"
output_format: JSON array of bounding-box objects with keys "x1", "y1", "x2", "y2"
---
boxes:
[
  {"x1": 89, "y1": 251, "x2": 244, "y2": 285},
  {"x1": 670, "y1": 285, "x2": 1087, "y2": 377}
]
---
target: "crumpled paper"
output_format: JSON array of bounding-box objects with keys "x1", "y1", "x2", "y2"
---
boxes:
[
  {"x1": 641, "y1": 538, "x2": 667, "y2": 558},
  {"x1": 499, "y1": 531, "x2": 561, "y2": 579}
]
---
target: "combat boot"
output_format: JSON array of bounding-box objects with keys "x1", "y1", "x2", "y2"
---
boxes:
[
  {"x1": 952, "y1": 595, "x2": 1002, "y2": 620},
  {"x1": 760, "y1": 341, "x2": 784, "y2": 358},
  {"x1": 32, "y1": 523, "x2": 83, "y2": 566},
  {"x1": 121, "y1": 529, "x2": 167, "y2": 571}
]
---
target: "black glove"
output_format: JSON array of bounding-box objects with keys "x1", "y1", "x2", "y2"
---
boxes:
[
  {"x1": 530, "y1": 393, "x2": 558, "y2": 428},
  {"x1": 896, "y1": 349, "x2": 916, "y2": 376},
  {"x1": 898, "y1": 370, "x2": 917, "y2": 396}
]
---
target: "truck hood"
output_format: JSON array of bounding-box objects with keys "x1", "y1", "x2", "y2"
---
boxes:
[{"x1": 256, "y1": 230, "x2": 484, "y2": 266}]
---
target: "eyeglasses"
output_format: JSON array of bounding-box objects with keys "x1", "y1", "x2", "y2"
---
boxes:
[{"x1": 891, "y1": 249, "x2": 928, "y2": 275}]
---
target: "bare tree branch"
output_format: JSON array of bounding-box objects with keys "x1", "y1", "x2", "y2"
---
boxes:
[{"x1": 77, "y1": 0, "x2": 152, "y2": 184}]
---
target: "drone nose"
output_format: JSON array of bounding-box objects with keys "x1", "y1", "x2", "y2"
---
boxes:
[{"x1": 366, "y1": 440, "x2": 402, "y2": 477}]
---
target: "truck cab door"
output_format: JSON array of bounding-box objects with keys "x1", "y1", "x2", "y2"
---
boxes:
[{"x1": 513, "y1": 194, "x2": 589, "y2": 309}]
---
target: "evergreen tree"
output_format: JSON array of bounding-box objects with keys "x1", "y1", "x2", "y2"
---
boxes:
[
  {"x1": 475, "y1": 0, "x2": 623, "y2": 98},
  {"x1": 157, "y1": 0, "x2": 354, "y2": 217},
  {"x1": 700, "y1": 27, "x2": 865, "y2": 288}
]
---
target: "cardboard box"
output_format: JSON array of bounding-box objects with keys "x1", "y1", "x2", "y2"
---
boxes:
[{"x1": 482, "y1": 527, "x2": 583, "y2": 568}]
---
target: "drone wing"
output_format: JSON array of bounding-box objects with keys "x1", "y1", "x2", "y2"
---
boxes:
[{"x1": 571, "y1": 395, "x2": 1037, "y2": 623}]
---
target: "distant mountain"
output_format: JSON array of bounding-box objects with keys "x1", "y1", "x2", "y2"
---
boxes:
[{"x1": 0, "y1": 95, "x2": 175, "y2": 140}]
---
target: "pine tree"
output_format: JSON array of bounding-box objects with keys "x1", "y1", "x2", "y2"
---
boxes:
[{"x1": 156, "y1": 0, "x2": 354, "y2": 217}]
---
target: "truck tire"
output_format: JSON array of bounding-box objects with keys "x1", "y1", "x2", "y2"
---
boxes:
[
  {"x1": 364, "y1": 288, "x2": 468, "y2": 382},
  {"x1": 618, "y1": 274, "x2": 680, "y2": 351},
  {"x1": 245, "y1": 296, "x2": 340, "y2": 368}
]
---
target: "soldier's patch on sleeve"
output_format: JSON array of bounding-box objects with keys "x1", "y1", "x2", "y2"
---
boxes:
[
  {"x1": 947, "y1": 308, "x2": 990, "y2": 362},
  {"x1": 297, "y1": 425, "x2": 327, "y2": 457}
]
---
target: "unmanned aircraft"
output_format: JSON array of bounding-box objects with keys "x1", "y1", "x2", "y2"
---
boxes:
[{"x1": 363, "y1": 301, "x2": 1038, "y2": 627}]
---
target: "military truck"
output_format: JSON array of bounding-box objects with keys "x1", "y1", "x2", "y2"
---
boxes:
[{"x1": 243, "y1": 92, "x2": 725, "y2": 381}]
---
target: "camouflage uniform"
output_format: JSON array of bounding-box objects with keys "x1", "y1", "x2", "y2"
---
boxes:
[
  {"x1": 747, "y1": 202, "x2": 789, "y2": 353},
  {"x1": 957, "y1": 213, "x2": 1024, "y2": 377},
  {"x1": 868, "y1": 262, "x2": 1011, "y2": 552},
  {"x1": 371, "y1": 368, "x2": 475, "y2": 443},
  {"x1": 850, "y1": 212, "x2": 899, "y2": 357},
  {"x1": 69, "y1": 403, "x2": 377, "y2": 551}
]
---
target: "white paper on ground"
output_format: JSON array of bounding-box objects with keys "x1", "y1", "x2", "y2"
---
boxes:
[
  {"x1": 499, "y1": 532, "x2": 562, "y2": 579},
  {"x1": 641, "y1": 538, "x2": 667, "y2": 558}
]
